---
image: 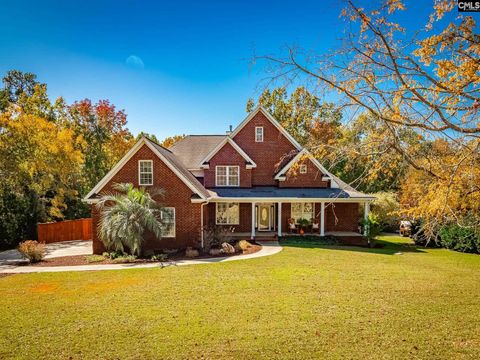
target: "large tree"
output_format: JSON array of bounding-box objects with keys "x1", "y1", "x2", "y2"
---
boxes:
[{"x1": 256, "y1": 0, "x2": 480, "y2": 236}]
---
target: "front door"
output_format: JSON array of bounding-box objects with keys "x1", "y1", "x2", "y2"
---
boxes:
[{"x1": 258, "y1": 204, "x2": 271, "y2": 231}]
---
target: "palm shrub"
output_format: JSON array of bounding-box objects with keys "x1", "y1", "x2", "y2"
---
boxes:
[{"x1": 96, "y1": 183, "x2": 165, "y2": 256}]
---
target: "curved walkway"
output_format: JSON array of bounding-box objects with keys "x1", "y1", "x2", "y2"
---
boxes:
[{"x1": 0, "y1": 241, "x2": 283, "y2": 274}]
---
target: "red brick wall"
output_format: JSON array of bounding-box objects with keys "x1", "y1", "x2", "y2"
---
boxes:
[
  {"x1": 233, "y1": 111, "x2": 297, "y2": 186},
  {"x1": 203, "y1": 142, "x2": 252, "y2": 188},
  {"x1": 206, "y1": 202, "x2": 252, "y2": 232},
  {"x1": 91, "y1": 144, "x2": 202, "y2": 254},
  {"x1": 279, "y1": 158, "x2": 329, "y2": 188},
  {"x1": 280, "y1": 202, "x2": 358, "y2": 233},
  {"x1": 325, "y1": 203, "x2": 360, "y2": 232}
]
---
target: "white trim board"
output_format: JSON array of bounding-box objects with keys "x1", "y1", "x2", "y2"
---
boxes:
[
  {"x1": 84, "y1": 137, "x2": 208, "y2": 202},
  {"x1": 229, "y1": 106, "x2": 302, "y2": 150},
  {"x1": 274, "y1": 148, "x2": 339, "y2": 188},
  {"x1": 199, "y1": 137, "x2": 257, "y2": 169}
]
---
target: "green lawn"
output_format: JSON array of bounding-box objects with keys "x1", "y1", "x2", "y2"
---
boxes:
[{"x1": 1, "y1": 235, "x2": 479, "y2": 359}]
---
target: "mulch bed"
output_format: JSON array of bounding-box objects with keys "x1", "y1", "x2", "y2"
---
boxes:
[{"x1": 21, "y1": 243, "x2": 262, "y2": 267}]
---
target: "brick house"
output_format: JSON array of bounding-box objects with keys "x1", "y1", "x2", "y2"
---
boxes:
[{"x1": 85, "y1": 107, "x2": 374, "y2": 254}]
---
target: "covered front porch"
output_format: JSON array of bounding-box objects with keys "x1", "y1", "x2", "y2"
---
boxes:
[{"x1": 205, "y1": 200, "x2": 372, "y2": 240}]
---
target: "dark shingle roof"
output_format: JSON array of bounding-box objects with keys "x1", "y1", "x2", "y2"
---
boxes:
[
  {"x1": 169, "y1": 135, "x2": 227, "y2": 169},
  {"x1": 147, "y1": 139, "x2": 211, "y2": 199},
  {"x1": 208, "y1": 186, "x2": 374, "y2": 200}
]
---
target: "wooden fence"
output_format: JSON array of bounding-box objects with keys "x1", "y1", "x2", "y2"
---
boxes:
[{"x1": 37, "y1": 218, "x2": 92, "y2": 243}]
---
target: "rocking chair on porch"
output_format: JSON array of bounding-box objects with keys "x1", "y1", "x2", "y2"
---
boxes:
[{"x1": 288, "y1": 218, "x2": 298, "y2": 233}]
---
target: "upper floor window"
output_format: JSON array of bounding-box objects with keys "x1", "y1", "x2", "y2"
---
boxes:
[
  {"x1": 255, "y1": 126, "x2": 264, "y2": 142},
  {"x1": 138, "y1": 160, "x2": 153, "y2": 186},
  {"x1": 300, "y1": 164, "x2": 308, "y2": 174},
  {"x1": 216, "y1": 166, "x2": 239, "y2": 187}
]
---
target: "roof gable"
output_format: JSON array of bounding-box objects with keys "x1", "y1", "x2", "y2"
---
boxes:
[
  {"x1": 199, "y1": 137, "x2": 257, "y2": 169},
  {"x1": 229, "y1": 106, "x2": 302, "y2": 150},
  {"x1": 84, "y1": 137, "x2": 209, "y2": 202},
  {"x1": 274, "y1": 149, "x2": 339, "y2": 188}
]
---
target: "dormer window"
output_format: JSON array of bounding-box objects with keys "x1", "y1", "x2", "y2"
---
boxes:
[
  {"x1": 255, "y1": 126, "x2": 264, "y2": 142},
  {"x1": 300, "y1": 164, "x2": 307, "y2": 174},
  {"x1": 138, "y1": 160, "x2": 153, "y2": 185},
  {"x1": 216, "y1": 166, "x2": 239, "y2": 187}
]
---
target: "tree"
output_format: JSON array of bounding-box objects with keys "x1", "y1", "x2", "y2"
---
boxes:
[
  {"x1": 96, "y1": 183, "x2": 165, "y2": 256},
  {"x1": 0, "y1": 110, "x2": 84, "y2": 245},
  {"x1": 160, "y1": 134, "x2": 185, "y2": 148},
  {"x1": 67, "y1": 99, "x2": 135, "y2": 191},
  {"x1": 257, "y1": 0, "x2": 480, "y2": 235},
  {"x1": 136, "y1": 131, "x2": 160, "y2": 144},
  {"x1": 247, "y1": 87, "x2": 342, "y2": 148},
  {"x1": 2, "y1": 70, "x2": 39, "y2": 103}
]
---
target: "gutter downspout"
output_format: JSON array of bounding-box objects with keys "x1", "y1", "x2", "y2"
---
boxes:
[{"x1": 200, "y1": 201, "x2": 209, "y2": 249}]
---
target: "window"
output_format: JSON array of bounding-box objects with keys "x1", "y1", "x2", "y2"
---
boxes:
[
  {"x1": 138, "y1": 160, "x2": 153, "y2": 185},
  {"x1": 160, "y1": 207, "x2": 175, "y2": 237},
  {"x1": 300, "y1": 164, "x2": 308, "y2": 174},
  {"x1": 216, "y1": 203, "x2": 239, "y2": 225},
  {"x1": 216, "y1": 166, "x2": 239, "y2": 186},
  {"x1": 291, "y1": 203, "x2": 314, "y2": 222},
  {"x1": 255, "y1": 126, "x2": 264, "y2": 142}
]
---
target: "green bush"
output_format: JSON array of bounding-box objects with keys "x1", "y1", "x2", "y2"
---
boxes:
[
  {"x1": 370, "y1": 192, "x2": 400, "y2": 232},
  {"x1": 439, "y1": 224, "x2": 480, "y2": 253},
  {"x1": 361, "y1": 213, "x2": 382, "y2": 241},
  {"x1": 112, "y1": 255, "x2": 137, "y2": 263},
  {"x1": 85, "y1": 255, "x2": 105, "y2": 263}
]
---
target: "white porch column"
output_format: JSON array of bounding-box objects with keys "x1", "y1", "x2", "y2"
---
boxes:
[
  {"x1": 251, "y1": 202, "x2": 256, "y2": 240},
  {"x1": 364, "y1": 202, "x2": 370, "y2": 236},
  {"x1": 277, "y1": 202, "x2": 282, "y2": 237},
  {"x1": 320, "y1": 202, "x2": 325, "y2": 236}
]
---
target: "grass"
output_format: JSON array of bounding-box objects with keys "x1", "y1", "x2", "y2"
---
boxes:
[{"x1": 1, "y1": 234, "x2": 479, "y2": 359}]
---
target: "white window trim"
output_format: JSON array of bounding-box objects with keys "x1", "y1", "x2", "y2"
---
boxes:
[
  {"x1": 215, "y1": 165, "x2": 240, "y2": 187},
  {"x1": 300, "y1": 164, "x2": 308, "y2": 174},
  {"x1": 255, "y1": 126, "x2": 264, "y2": 142},
  {"x1": 291, "y1": 202, "x2": 314, "y2": 222},
  {"x1": 138, "y1": 160, "x2": 153, "y2": 186},
  {"x1": 215, "y1": 203, "x2": 240, "y2": 225},
  {"x1": 161, "y1": 207, "x2": 175, "y2": 238}
]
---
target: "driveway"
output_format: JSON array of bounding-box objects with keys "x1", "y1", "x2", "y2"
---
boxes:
[{"x1": 0, "y1": 240, "x2": 92, "y2": 265}]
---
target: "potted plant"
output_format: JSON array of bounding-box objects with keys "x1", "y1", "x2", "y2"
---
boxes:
[{"x1": 297, "y1": 218, "x2": 310, "y2": 235}]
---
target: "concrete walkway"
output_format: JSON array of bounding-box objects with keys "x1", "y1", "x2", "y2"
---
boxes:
[
  {"x1": 0, "y1": 240, "x2": 92, "y2": 266},
  {"x1": 0, "y1": 241, "x2": 282, "y2": 274}
]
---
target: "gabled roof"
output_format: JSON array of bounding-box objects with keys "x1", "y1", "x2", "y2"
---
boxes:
[
  {"x1": 229, "y1": 106, "x2": 303, "y2": 150},
  {"x1": 169, "y1": 135, "x2": 226, "y2": 170},
  {"x1": 274, "y1": 149, "x2": 339, "y2": 188},
  {"x1": 199, "y1": 137, "x2": 257, "y2": 169},
  {"x1": 84, "y1": 137, "x2": 209, "y2": 203}
]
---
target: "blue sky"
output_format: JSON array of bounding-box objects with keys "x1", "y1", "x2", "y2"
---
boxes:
[{"x1": 0, "y1": 0, "x2": 435, "y2": 139}]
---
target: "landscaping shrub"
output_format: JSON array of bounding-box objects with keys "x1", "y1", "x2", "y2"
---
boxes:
[
  {"x1": 361, "y1": 213, "x2": 382, "y2": 241},
  {"x1": 17, "y1": 240, "x2": 45, "y2": 263},
  {"x1": 85, "y1": 255, "x2": 105, "y2": 263},
  {"x1": 439, "y1": 224, "x2": 480, "y2": 253},
  {"x1": 203, "y1": 225, "x2": 234, "y2": 251},
  {"x1": 280, "y1": 235, "x2": 338, "y2": 245},
  {"x1": 150, "y1": 253, "x2": 168, "y2": 262},
  {"x1": 112, "y1": 255, "x2": 137, "y2": 263}
]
